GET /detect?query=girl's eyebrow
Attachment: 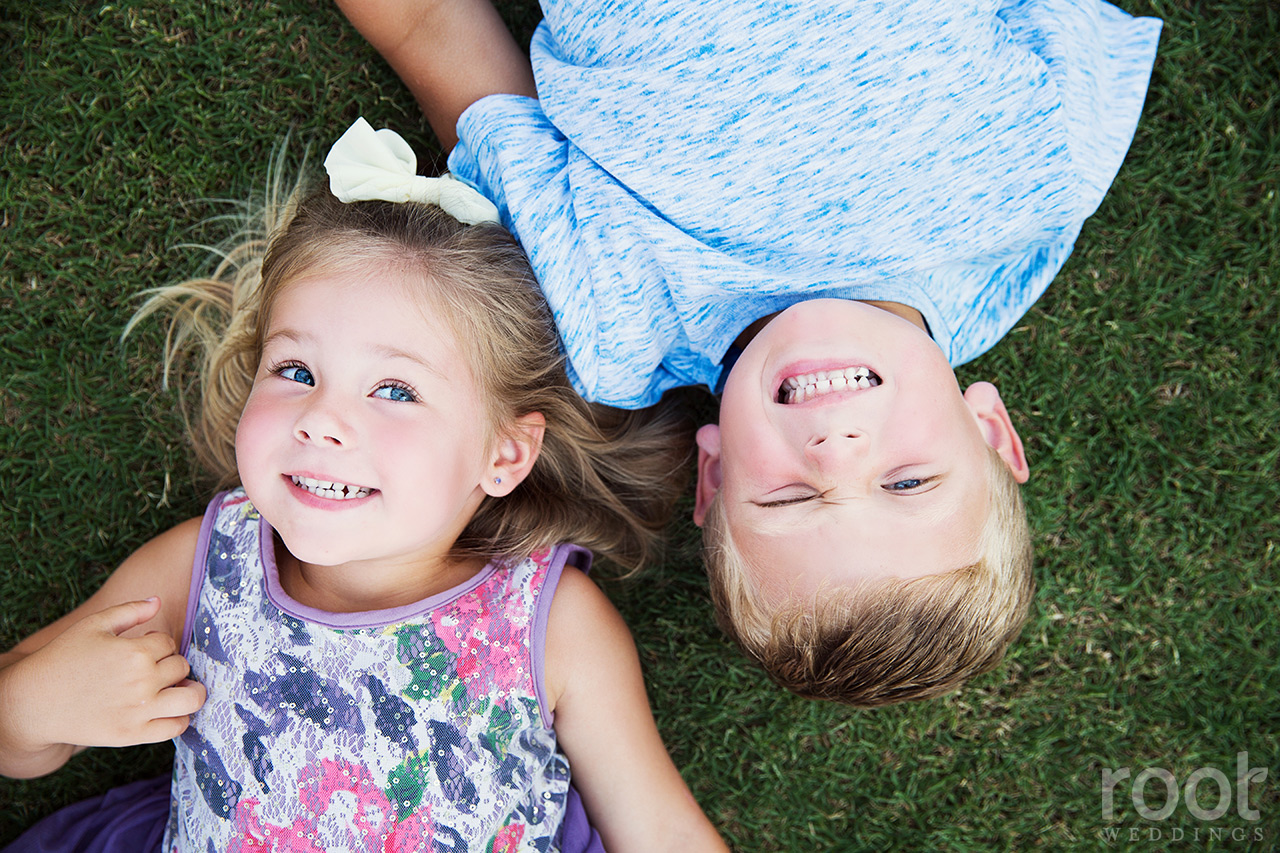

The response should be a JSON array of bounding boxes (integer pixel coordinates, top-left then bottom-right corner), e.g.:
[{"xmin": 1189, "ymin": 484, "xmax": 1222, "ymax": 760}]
[
  {"xmin": 260, "ymin": 328, "xmax": 302, "ymax": 349},
  {"xmin": 262, "ymin": 329, "xmax": 445, "ymax": 379},
  {"xmin": 372, "ymin": 344, "xmax": 446, "ymax": 379}
]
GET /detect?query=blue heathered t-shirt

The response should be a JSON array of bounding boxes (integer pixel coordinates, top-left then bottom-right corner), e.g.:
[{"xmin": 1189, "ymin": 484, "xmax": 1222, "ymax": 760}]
[{"xmin": 449, "ymin": 0, "xmax": 1162, "ymax": 408}]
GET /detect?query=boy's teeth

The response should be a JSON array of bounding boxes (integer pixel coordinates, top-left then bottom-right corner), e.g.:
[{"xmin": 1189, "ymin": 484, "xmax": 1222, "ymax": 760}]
[
  {"xmin": 291, "ymin": 475, "xmax": 371, "ymax": 500},
  {"xmin": 779, "ymin": 367, "xmax": 882, "ymax": 403}
]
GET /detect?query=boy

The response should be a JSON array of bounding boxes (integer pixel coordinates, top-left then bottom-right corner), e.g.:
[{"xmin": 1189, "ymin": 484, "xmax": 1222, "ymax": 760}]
[
  {"xmin": 692, "ymin": 298, "xmax": 1033, "ymax": 704},
  {"xmin": 334, "ymin": 0, "xmax": 1161, "ymax": 704}
]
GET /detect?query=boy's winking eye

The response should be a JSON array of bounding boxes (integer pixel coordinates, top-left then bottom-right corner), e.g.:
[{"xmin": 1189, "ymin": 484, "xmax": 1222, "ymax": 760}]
[
  {"xmin": 752, "ymin": 474, "xmax": 944, "ymax": 508},
  {"xmin": 755, "ymin": 491, "xmax": 823, "ymax": 508}
]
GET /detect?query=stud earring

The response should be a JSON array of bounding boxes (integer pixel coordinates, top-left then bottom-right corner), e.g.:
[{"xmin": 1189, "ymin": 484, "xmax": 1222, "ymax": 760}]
[{"xmin": 494, "ymin": 477, "xmax": 502, "ymax": 485}]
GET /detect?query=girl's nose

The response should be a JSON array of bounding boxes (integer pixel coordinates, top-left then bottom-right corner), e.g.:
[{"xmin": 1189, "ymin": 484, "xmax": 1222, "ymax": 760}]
[
  {"xmin": 295, "ymin": 425, "xmax": 344, "ymax": 446},
  {"xmin": 294, "ymin": 400, "xmax": 353, "ymax": 447}
]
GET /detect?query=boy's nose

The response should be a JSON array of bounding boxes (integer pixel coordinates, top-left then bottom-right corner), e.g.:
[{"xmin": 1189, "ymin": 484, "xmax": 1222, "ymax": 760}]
[
  {"xmin": 807, "ymin": 422, "xmax": 864, "ymax": 445},
  {"xmin": 805, "ymin": 429, "xmax": 864, "ymax": 465}
]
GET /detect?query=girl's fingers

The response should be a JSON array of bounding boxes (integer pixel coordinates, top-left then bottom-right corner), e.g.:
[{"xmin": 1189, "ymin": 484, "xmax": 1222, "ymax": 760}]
[
  {"xmin": 138, "ymin": 630, "xmax": 179, "ymax": 662},
  {"xmin": 141, "ymin": 714, "xmax": 196, "ymax": 744},
  {"xmin": 153, "ymin": 653, "xmax": 194, "ymax": 688},
  {"xmin": 92, "ymin": 597, "xmax": 163, "ymax": 636},
  {"xmin": 151, "ymin": 679, "xmax": 207, "ymax": 722}
]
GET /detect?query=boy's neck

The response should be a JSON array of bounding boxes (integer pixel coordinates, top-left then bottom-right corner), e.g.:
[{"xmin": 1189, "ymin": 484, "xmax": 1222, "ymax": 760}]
[
  {"xmin": 861, "ymin": 300, "xmax": 928, "ymax": 332},
  {"xmin": 732, "ymin": 300, "xmax": 928, "ymax": 349}
]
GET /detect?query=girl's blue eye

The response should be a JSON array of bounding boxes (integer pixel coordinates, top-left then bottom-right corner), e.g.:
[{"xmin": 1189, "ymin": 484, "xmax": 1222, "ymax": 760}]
[
  {"xmin": 279, "ymin": 365, "xmax": 314, "ymax": 386},
  {"xmin": 373, "ymin": 384, "xmax": 416, "ymax": 403}
]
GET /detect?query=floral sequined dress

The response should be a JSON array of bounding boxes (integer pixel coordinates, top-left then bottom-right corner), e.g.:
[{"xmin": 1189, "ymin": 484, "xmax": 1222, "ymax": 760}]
[{"xmin": 163, "ymin": 489, "xmax": 586, "ymax": 853}]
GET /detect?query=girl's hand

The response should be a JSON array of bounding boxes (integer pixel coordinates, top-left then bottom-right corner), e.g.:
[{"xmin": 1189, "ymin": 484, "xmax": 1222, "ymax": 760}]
[
  {"xmin": 2, "ymin": 598, "xmax": 206, "ymax": 757},
  {"xmin": 0, "ymin": 514, "xmax": 202, "ymax": 779}
]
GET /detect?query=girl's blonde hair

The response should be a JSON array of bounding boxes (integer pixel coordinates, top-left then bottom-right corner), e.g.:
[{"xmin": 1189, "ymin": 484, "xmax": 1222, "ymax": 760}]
[{"xmin": 129, "ymin": 168, "xmax": 691, "ymax": 573}]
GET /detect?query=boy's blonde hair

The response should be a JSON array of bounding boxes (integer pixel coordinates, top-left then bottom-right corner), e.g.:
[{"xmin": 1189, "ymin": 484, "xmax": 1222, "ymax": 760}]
[
  {"xmin": 129, "ymin": 171, "xmax": 690, "ymax": 572},
  {"xmin": 701, "ymin": 447, "xmax": 1033, "ymax": 706}
]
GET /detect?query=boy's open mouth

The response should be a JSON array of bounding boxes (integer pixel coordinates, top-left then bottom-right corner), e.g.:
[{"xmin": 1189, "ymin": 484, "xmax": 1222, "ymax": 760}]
[
  {"xmin": 290, "ymin": 475, "xmax": 373, "ymax": 500},
  {"xmin": 778, "ymin": 366, "xmax": 882, "ymax": 404}
]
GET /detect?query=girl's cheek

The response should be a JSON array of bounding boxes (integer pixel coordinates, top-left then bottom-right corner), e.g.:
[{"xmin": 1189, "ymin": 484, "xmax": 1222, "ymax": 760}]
[{"xmin": 235, "ymin": 393, "xmax": 277, "ymax": 464}]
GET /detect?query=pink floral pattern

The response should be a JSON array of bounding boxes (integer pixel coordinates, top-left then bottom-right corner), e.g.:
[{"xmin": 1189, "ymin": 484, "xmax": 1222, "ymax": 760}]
[
  {"xmin": 431, "ymin": 550, "xmax": 549, "ymax": 704},
  {"xmin": 227, "ymin": 760, "xmax": 431, "ymax": 853},
  {"xmin": 490, "ymin": 823, "xmax": 525, "ymax": 853}
]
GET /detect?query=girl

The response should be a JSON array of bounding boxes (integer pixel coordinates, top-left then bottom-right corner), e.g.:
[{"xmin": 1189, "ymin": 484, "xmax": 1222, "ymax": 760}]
[{"xmin": 0, "ymin": 122, "xmax": 727, "ymax": 852}]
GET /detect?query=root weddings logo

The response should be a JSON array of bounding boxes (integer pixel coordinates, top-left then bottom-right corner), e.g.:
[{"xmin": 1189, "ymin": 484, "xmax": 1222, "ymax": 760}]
[{"xmin": 1098, "ymin": 752, "xmax": 1267, "ymax": 845}]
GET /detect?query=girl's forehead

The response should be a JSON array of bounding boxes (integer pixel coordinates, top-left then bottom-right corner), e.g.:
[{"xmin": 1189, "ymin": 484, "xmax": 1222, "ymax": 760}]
[
  {"xmin": 264, "ymin": 271, "xmax": 498, "ymax": 415},
  {"xmin": 271, "ymin": 265, "xmax": 439, "ymax": 321},
  {"xmin": 265, "ymin": 273, "xmax": 452, "ymax": 354}
]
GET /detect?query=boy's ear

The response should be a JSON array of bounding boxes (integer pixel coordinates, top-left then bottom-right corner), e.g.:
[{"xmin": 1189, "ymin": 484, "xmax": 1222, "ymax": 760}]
[
  {"xmin": 963, "ymin": 382, "xmax": 1030, "ymax": 483},
  {"xmin": 692, "ymin": 424, "xmax": 723, "ymax": 527},
  {"xmin": 484, "ymin": 412, "xmax": 546, "ymax": 496}
]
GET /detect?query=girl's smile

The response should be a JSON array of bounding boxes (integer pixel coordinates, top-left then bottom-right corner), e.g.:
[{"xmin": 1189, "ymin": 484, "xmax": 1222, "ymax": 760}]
[{"xmin": 286, "ymin": 474, "xmax": 376, "ymax": 504}]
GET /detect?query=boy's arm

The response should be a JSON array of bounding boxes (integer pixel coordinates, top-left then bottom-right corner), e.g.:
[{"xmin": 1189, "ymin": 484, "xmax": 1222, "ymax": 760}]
[
  {"xmin": 335, "ymin": 0, "xmax": 537, "ymax": 150},
  {"xmin": 545, "ymin": 568, "xmax": 730, "ymax": 853},
  {"xmin": 0, "ymin": 517, "xmax": 205, "ymax": 779}
]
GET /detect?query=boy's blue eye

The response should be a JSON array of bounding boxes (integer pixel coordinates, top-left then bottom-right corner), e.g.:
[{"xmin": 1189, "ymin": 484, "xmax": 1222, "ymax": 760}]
[
  {"xmin": 373, "ymin": 384, "xmax": 416, "ymax": 403},
  {"xmin": 887, "ymin": 478, "xmax": 924, "ymax": 491},
  {"xmin": 279, "ymin": 365, "xmax": 314, "ymax": 386}
]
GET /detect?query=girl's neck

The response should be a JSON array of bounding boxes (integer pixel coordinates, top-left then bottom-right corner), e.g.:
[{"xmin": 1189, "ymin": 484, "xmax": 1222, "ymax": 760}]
[{"xmin": 274, "ymin": 536, "xmax": 488, "ymax": 613}]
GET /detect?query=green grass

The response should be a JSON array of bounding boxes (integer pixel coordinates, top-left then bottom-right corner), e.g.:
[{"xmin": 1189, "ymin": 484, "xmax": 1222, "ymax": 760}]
[{"xmin": 2, "ymin": 0, "xmax": 1277, "ymax": 849}]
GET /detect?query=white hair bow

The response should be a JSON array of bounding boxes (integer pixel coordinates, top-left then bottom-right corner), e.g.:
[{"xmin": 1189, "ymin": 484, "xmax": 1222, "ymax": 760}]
[{"xmin": 323, "ymin": 117, "xmax": 500, "ymax": 226}]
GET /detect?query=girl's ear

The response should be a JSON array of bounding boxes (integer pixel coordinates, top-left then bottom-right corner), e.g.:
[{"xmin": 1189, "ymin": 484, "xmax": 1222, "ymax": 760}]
[
  {"xmin": 692, "ymin": 424, "xmax": 723, "ymax": 527},
  {"xmin": 484, "ymin": 412, "xmax": 546, "ymax": 497},
  {"xmin": 963, "ymin": 381, "xmax": 1030, "ymax": 483}
]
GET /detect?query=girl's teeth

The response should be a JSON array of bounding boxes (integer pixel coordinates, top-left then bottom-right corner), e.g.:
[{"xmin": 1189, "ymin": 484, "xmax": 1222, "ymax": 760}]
[
  {"xmin": 291, "ymin": 475, "xmax": 371, "ymax": 500},
  {"xmin": 779, "ymin": 367, "xmax": 882, "ymax": 403}
]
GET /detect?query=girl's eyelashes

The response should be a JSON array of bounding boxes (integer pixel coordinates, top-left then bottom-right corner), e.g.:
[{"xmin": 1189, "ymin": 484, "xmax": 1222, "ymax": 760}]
[
  {"xmin": 273, "ymin": 362, "xmax": 315, "ymax": 386},
  {"xmin": 268, "ymin": 361, "xmax": 419, "ymax": 403},
  {"xmin": 371, "ymin": 381, "xmax": 419, "ymax": 403}
]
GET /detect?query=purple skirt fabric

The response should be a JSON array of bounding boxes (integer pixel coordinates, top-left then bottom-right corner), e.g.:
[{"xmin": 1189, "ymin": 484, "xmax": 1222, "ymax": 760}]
[
  {"xmin": 1, "ymin": 775, "xmax": 168, "ymax": 853},
  {"xmin": 3, "ymin": 776, "xmax": 604, "ymax": 852}
]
